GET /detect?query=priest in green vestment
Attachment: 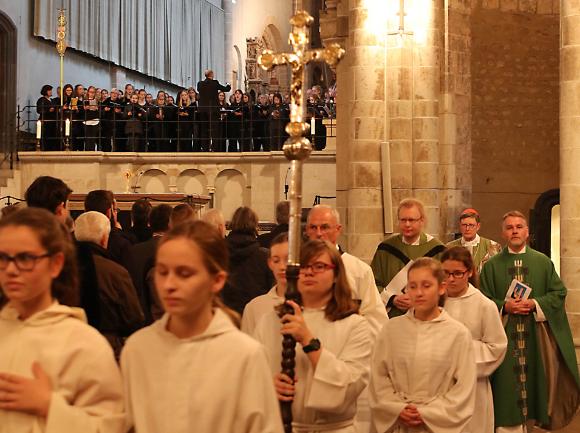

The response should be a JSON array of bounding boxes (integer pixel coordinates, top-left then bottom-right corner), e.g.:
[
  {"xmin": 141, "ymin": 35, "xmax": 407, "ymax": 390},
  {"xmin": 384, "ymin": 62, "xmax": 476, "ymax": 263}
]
[
  {"xmin": 447, "ymin": 208, "xmax": 502, "ymax": 273},
  {"xmin": 480, "ymin": 210, "xmax": 580, "ymax": 432},
  {"xmin": 371, "ymin": 198, "xmax": 445, "ymax": 318}
]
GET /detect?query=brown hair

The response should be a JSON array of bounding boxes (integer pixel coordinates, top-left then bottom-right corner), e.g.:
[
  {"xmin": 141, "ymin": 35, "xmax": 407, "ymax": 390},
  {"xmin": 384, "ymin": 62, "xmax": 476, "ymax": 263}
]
[
  {"xmin": 300, "ymin": 239, "xmax": 359, "ymax": 321},
  {"xmin": 157, "ymin": 220, "xmax": 240, "ymax": 327},
  {"xmin": 441, "ymin": 246, "xmax": 479, "ymax": 288},
  {"xmin": 270, "ymin": 232, "xmax": 289, "ymax": 252},
  {"xmin": 170, "ymin": 203, "xmax": 196, "ymax": 228},
  {"xmin": 0, "ymin": 208, "xmax": 79, "ymax": 308},
  {"xmin": 502, "ymin": 210, "xmax": 527, "ymax": 224},
  {"xmin": 408, "ymin": 257, "xmax": 446, "ymax": 307},
  {"xmin": 230, "ymin": 206, "xmax": 259, "ymax": 236}
]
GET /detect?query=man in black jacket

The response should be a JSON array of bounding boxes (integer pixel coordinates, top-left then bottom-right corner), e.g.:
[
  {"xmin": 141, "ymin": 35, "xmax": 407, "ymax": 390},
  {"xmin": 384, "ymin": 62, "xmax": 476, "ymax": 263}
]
[{"xmin": 197, "ymin": 69, "xmax": 231, "ymax": 151}]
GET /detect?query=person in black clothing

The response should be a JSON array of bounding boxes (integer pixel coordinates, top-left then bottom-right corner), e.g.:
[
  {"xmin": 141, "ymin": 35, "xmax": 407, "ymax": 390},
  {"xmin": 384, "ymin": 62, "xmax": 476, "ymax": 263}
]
[
  {"xmin": 52, "ymin": 84, "xmax": 74, "ymax": 146},
  {"xmin": 222, "ymin": 206, "xmax": 274, "ymax": 314},
  {"xmin": 176, "ymin": 90, "xmax": 195, "ymax": 152},
  {"xmin": 268, "ymin": 93, "xmax": 289, "ymax": 151},
  {"xmin": 253, "ymin": 94, "xmax": 270, "ymax": 151},
  {"xmin": 257, "ymin": 200, "xmax": 290, "ymax": 248},
  {"xmin": 83, "ymin": 86, "xmax": 101, "ymax": 151},
  {"xmin": 242, "ymin": 93, "xmax": 254, "ymax": 152},
  {"xmin": 71, "ymin": 84, "xmax": 85, "ymax": 151},
  {"xmin": 125, "ymin": 198, "xmax": 153, "ymax": 244},
  {"xmin": 307, "ymin": 94, "xmax": 328, "ymax": 150},
  {"xmin": 215, "ymin": 90, "xmax": 230, "ymax": 152},
  {"xmin": 149, "ymin": 91, "xmax": 169, "ymax": 152},
  {"xmin": 36, "ymin": 85, "xmax": 58, "ymax": 150},
  {"xmin": 101, "ymin": 88, "xmax": 125, "ymax": 152},
  {"xmin": 164, "ymin": 95, "xmax": 178, "ymax": 152},
  {"xmin": 84, "ymin": 189, "xmax": 133, "ymax": 269},
  {"xmin": 197, "ymin": 69, "xmax": 231, "ymax": 152},
  {"xmin": 228, "ymin": 89, "xmax": 246, "ymax": 152},
  {"xmin": 124, "ymin": 93, "xmax": 146, "ymax": 152}
]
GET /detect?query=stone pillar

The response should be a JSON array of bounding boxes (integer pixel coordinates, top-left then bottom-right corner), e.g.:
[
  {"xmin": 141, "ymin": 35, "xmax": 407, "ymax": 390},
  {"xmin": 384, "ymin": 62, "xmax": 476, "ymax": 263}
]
[
  {"xmin": 560, "ymin": 1, "xmax": 580, "ymax": 353},
  {"xmin": 336, "ymin": 0, "xmax": 384, "ymax": 262}
]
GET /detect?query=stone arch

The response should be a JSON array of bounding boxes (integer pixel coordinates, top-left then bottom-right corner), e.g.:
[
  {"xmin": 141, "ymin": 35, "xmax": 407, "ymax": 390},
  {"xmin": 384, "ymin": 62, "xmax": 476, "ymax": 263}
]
[
  {"xmin": 233, "ymin": 45, "xmax": 243, "ymax": 90},
  {"xmin": 0, "ymin": 11, "xmax": 17, "ymax": 156},
  {"xmin": 260, "ymin": 23, "xmax": 289, "ymax": 94},
  {"xmin": 140, "ymin": 169, "xmax": 169, "ymax": 193},
  {"xmin": 214, "ymin": 168, "xmax": 245, "ymax": 221},
  {"xmin": 176, "ymin": 169, "xmax": 208, "ymax": 195}
]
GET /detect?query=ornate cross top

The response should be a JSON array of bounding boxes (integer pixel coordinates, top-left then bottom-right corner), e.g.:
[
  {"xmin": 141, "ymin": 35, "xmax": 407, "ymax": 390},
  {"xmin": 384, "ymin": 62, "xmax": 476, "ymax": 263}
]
[{"xmin": 258, "ymin": 11, "xmax": 344, "ymax": 159}]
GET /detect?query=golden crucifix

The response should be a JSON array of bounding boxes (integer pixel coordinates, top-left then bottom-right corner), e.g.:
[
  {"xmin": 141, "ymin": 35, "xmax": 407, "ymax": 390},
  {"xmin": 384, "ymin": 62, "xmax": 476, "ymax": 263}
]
[{"xmin": 257, "ymin": 10, "xmax": 344, "ymax": 433}]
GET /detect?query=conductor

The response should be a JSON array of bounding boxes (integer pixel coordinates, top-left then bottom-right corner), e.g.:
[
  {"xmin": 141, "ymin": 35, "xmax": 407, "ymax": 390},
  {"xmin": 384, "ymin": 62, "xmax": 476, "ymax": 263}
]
[{"xmin": 197, "ymin": 70, "xmax": 231, "ymax": 151}]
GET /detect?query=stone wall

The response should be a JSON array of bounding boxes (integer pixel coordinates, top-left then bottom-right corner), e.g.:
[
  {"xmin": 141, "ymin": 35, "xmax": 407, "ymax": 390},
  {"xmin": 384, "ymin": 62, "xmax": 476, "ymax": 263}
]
[{"xmin": 471, "ymin": 1, "xmax": 560, "ymax": 241}]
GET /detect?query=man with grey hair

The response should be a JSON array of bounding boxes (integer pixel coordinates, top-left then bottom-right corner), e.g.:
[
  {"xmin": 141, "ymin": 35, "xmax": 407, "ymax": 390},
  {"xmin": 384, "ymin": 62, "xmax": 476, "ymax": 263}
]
[
  {"xmin": 305, "ymin": 204, "xmax": 387, "ymax": 337},
  {"xmin": 202, "ymin": 208, "xmax": 226, "ymax": 238},
  {"xmin": 75, "ymin": 211, "xmax": 144, "ymax": 358}
]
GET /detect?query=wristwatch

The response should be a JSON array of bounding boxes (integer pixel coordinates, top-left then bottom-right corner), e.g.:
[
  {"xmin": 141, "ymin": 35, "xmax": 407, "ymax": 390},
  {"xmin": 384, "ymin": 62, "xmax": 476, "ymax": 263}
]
[{"xmin": 302, "ymin": 338, "xmax": 321, "ymax": 353}]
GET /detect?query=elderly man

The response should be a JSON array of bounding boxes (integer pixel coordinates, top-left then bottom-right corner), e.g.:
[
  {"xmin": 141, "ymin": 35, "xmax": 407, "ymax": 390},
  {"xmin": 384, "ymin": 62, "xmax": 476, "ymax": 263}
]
[
  {"xmin": 75, "ymin": 211, "xmax": 144, "ymax": 358},
  {"xmin": 305, "ymin": 205, "xmax": 387, "ymax": 337},
  {"xmin": 447, "ymin": 208, "xmax": 501, "ymax": 273},
  {"xmin": 480, "ymin": 210, "xmax": 580, "ymax": 432},
  {"xmin": 370, "ymin": 198, "xmax": 445, "ymax": 317}
]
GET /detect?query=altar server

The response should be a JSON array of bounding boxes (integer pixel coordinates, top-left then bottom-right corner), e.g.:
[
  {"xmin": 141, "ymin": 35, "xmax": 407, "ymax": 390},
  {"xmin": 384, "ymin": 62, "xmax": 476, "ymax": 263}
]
[
  {"xmin": 254, "ymin": 239, "xmax": 372, "ymax": 433},
  {"xmin": 0, "ymin": 208, "xmax": 125, "ymax": 433},
  {"xmin": 370, "ymin": 257, "xmax": 476, "ymax": 433},
  {"xmin": 121, "ymin": 220, "xmax": 283, "ymax": 433},
  {"xmin": 441, "ymin": 246, "xmax": 507, "ymax": 433}
]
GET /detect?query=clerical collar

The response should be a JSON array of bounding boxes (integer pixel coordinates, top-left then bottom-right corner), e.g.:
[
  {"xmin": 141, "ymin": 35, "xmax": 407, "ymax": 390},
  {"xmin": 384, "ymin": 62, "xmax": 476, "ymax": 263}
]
[
  {"xmin": 401, "ymin": 232, "xmax": 433, "ymax": 245},
  {"xmin": 508, "ymin": 245, "xmax": 526, "ymax": 254},
  {"xmin": 461, "ymin": 234, "xmax": 480, "ymax": 247},
  {"xmin": 336, "ymin": 244, "xmax": 345, "ymax": 255}
]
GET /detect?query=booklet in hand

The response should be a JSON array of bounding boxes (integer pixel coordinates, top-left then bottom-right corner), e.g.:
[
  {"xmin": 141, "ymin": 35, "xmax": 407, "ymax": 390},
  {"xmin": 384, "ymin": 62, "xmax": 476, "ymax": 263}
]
[{"xmin": 505, "ymin": 279, "xmax": 532, "ymax": 301}]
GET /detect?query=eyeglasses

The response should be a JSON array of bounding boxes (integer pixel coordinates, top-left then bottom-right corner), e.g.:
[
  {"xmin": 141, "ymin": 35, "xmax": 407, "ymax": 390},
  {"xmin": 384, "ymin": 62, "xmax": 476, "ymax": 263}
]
[
  {"xmin": 398, "ymin": 218, "xmax": 422, "ymax": 225},
  {"xmin": 461, "ymin": 223, "xmax": 477, "ymax": 229},
  {"xmin": 0, "ymin": 252, "xmax": 52, "ymax": 271},
  {"xmin": 444, "ymin": 270, "xmax": 468, "ymax": 279},
  {"xmin": 306, "ymin": 224, "xmax": 335, "ymax": 233},
  {"xmin": 299, "ymin": 262, "xmax": 336, "ymax": 274}
]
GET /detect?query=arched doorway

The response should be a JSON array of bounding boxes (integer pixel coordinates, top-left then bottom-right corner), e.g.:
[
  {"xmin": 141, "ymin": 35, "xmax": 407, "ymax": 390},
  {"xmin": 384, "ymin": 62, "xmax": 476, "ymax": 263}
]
[
  {"xmin": 0, "ymin": 11, "xmax": 17, "ymax": 158},
  {"xmin": 529, "ymin": 188, "xmax": 559, "ymax": 260}
]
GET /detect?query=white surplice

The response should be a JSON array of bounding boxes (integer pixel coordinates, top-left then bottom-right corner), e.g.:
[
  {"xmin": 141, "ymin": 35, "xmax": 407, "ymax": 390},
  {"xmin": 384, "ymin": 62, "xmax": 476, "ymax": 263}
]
[
  {"xmin": 241, "ymin": 285, "xmax": 284, "ymax": 335},
  {"xmin": 254, "ymin": 308, "xmax": 372, "ymax": 433},
  {"xmin": 444, "ymin": 284, "xmax": 508, "ymax": 433},
  {"xmin": 121, "ymin": 308, "xmax": 284, "ymax": 433},
  {"xmin": 0, "ymin": 302, "xmax": 125, "ymax": 433},
  {"xmin": 341, "ymin": 252, "xmax": 388, "ymax": 339},
  {"xmin": 370, "ymin": 309, "xmax": 476, "ymax": 433}
]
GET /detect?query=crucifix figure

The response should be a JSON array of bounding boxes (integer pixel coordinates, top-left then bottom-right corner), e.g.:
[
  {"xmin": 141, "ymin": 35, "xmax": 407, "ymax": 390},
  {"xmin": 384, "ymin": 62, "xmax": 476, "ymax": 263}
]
[{"xmin": 258, "ymin": 10, "xmax": 344, "ymax": 433}]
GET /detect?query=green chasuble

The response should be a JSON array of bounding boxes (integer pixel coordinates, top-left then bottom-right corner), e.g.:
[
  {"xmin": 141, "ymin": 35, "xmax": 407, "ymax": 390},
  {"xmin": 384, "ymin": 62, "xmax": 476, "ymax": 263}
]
[
  {"xmin": 446, "ymin": 236, "xmax": 502, "ymax": 273},
  {"xmin": 480, "ymin": 247, "xmax": 580, "ymax": 429},
  {"xmin": 371, "ymin": 233, "xmax": 445, "ymax": 318}
]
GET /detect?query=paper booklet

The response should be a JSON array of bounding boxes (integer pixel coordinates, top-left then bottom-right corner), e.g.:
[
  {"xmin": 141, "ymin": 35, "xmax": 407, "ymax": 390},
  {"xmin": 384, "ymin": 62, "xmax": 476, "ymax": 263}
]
[
  {"xmin": 380, "ymin": 260, "xmax": 414, "ymax": 305},
  {"xmin": 505, "ymin": 279, "xmax": 533, "ymax": 301}
]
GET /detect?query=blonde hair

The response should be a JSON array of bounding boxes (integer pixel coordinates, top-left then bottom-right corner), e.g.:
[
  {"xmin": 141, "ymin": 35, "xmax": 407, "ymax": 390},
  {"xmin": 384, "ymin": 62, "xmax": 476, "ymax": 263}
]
[
  {"xmin": 397, "ymin": 198, "xmax": 426, "ymax": 220},
  {"xmin": 408, "ymin": 257, "xmax": 446, "ymax": 307}
]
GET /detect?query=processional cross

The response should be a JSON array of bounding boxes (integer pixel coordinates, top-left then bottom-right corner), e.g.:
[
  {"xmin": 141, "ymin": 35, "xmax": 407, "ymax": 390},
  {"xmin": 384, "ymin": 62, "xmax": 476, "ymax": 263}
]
[{"xmin": 258, "ymin": 11, "xmax": 344, "ymax": 433}]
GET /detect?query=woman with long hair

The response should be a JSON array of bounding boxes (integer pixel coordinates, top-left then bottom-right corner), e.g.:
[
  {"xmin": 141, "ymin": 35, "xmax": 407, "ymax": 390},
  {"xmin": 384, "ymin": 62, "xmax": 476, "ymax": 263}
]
[
  {"xmin": 176, "ymin": 90, "xmax": 194, "ymax": 152},
  {"xmin": 36, "ymin": 84, "xmax": 57, "ymax": 150},
  {"xmin": 441, "ymin": 246, "xmax": 507, "ymax": 433},
  {"xmin": 254, "ymin": 239, "xmax": 372, "ymax": 432},
  {"xmin": 121, "ymin": 220, "xmax": 283, "ymax": 433},
  {"xmin": 0, "ymin": 208, "xmax": 124, "ymax": 432},
  {"xmin": 268, "ymin": 92, "xmax": 289, "ymax": 151},
  {"xmin": 370, "ymin": 257, "xmax": 476, "ymax": 433}
]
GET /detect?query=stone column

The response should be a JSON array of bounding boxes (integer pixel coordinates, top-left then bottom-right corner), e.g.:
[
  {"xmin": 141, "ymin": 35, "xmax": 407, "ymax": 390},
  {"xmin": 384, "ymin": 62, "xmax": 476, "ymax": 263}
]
[
  {"xmin": 336, "ymin": 0, "xmax": 384, "ymax": 262},
  {"xmin": 560, "ymin": 1, "xmax": 580, "ymax": 353}
]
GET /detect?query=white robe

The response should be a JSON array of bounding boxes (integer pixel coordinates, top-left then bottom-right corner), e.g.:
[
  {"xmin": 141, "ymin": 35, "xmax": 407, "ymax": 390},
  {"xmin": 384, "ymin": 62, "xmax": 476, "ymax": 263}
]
[
  {"xmin": 0, "ymin": 302, "xmax": 125, "ymax": 433},
  {"xmin": 444, "ymin": 285, "xmax": 507, "ymax": 433},
  {"xmin": 254, "ymin": 308, "xmax": 372, "ymax": 433},
  {"xmin": 241, "ymin": 285, "xmax": 283, "ymax": 335},
  {"xmin": 370, "ymin": 309, "xmax": 476, "ymax": 433},
  {"xmin": 341, "ymin": 252, "xmax": 388, "ymax": 339},
  {"xmin": 121, "ymin": 308, "xmax": 284, "ymax": 433}
]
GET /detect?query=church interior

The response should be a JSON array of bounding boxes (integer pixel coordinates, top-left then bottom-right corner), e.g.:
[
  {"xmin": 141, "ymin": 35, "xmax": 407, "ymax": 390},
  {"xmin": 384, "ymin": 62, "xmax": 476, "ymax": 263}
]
[{"xmin": 0, "ymin": 0, "xmax": 579, "ymax": 431}]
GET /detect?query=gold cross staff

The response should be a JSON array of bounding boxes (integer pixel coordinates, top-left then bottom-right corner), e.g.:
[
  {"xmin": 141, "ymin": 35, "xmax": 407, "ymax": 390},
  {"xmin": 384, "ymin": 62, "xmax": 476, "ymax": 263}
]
[{"xmin": 257, "ymin": 11, "xmax": 344, "ymax": 433}]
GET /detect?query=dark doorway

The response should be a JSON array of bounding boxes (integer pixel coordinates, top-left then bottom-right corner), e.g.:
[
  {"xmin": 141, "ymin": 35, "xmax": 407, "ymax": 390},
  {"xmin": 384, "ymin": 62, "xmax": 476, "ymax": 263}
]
[
  {"xmin": 529, "ymin": 188, "xmax": 559, "ymax": 257},
  {"xmin": 0, "ymin": 11, "xmax": 17, "ymax": 157}
]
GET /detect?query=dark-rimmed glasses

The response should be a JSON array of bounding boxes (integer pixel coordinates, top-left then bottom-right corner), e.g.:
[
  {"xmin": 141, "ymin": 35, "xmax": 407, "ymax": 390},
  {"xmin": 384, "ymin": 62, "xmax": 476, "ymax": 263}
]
[
  {"xmin": 444, "ymin": 270, "xmax": 468, "ymax": 279},
  {"xmin": 299, "ymin": 262, "xmax": 336, "ymax": 274},
  {"xmin": 0, "ymin": 252, "xmax": 52, "ymax": 271}
]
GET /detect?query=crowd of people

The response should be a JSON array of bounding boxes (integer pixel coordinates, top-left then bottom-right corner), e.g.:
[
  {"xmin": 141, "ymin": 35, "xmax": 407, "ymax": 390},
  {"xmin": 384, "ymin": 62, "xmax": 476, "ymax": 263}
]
[
  {"xmin": 0, "ymin": 175, "xmax": 578, "ymax": 433},
  {"xmin": 34, "ymin": 79, "xmax": 335, "ymax": 153}
]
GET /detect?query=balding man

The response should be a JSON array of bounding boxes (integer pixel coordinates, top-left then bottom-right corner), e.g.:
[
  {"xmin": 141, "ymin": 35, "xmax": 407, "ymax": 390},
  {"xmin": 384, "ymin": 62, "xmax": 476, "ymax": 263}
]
[
  {"xmin": 197, "ymin": 69, "xmax": 231, "ymax": 151},
  {"xmin": 305, "ymin": 205, "xmax": 387, "ymax": 337}
]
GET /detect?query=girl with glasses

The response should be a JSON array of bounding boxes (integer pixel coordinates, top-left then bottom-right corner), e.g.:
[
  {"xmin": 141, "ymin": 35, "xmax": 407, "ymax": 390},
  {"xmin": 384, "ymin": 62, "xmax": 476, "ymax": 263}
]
[
  {"xmin": 370, "ymin": 257, "xmax": 477, "ymax": 433},
  {"xmin": 441, "ymin": 246, "xmax": 507, "ymax": 433},
  {"xmin": 0, "ymin": 208, "xmax": 124, "ymax": 433},
  {"xmin": 121, "ymin": 221, "xmax": 283, "ymax": 433},
  {"xmin": 254, "ymin": 239, "xmax": 372, "ymax": 433}
]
